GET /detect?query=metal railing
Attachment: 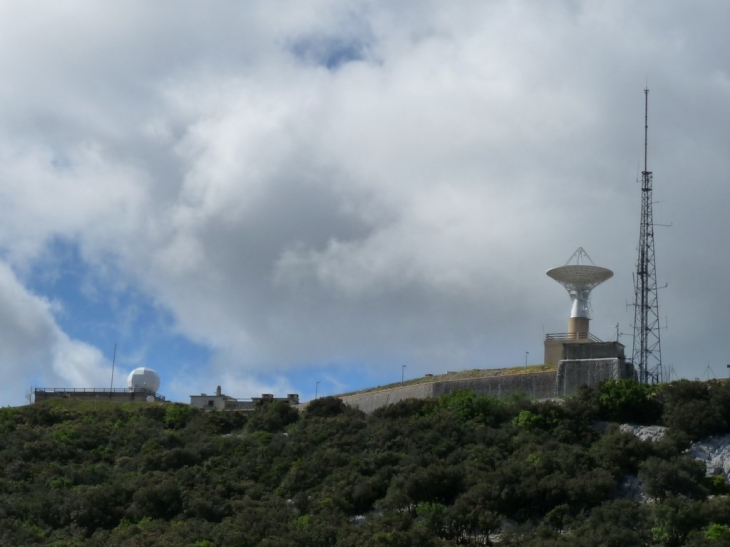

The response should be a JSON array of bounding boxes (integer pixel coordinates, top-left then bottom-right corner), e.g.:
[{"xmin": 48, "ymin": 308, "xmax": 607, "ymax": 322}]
[{"xmin": 544, "ymin": 332, "xmax": 603, "ymax": 343}]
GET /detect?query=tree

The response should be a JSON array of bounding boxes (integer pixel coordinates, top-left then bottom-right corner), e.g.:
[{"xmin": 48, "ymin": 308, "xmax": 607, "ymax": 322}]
[
  {"xmin": 639, "ymin": 456, "xmax": 708, "ymax": 501},
  {"xmin": 658, "ymin": 381, "xmax": 726, "ymax": 439},
  {"xmin": 132, "ymin": 478, "xmax": 183, "ymax": 520},
  {"xmin": 305, "ymin": 397, "xmax": 348, "ymax": 419},
  {"xmin": 247, "ymin": 401, "xmax": 300, "ymax": 433},
  {"xmin": 598, "ymin": 379, "xmax": 660, "ymax": 424}
]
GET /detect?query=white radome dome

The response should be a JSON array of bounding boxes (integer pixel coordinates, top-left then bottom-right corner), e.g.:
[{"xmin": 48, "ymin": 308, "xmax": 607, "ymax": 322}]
[{"xmin": 127, "ymin": 367, "xmax": 161, "ymax": 393}]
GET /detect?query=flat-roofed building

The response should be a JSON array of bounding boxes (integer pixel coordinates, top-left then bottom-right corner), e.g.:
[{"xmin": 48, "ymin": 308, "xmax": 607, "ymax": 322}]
[
  {"xmin": 33, "ymin": 387, "xmax": 167, "ymax": 403},
  {"xmin": 189, "ymin": 386, "xmax": 299, "ymax": 411}
]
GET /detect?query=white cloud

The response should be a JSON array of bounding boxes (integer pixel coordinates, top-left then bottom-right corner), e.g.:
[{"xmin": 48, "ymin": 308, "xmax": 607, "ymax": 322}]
[
  {"xmin": 0, "ymin": 0, "xmax": 729, "ymax": 403},
  {"xmin": 0, "ymin": 262, "xmax": 110, "ymax": 405},
  {"xmin": 0, "ymin": 140, "xmax": 149, "ymax": 267}
]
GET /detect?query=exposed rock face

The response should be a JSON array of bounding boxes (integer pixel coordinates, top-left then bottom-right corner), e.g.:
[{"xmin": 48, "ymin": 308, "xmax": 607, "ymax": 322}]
[
  {"xmin": 688, "ymin": 435, "xmax": 730, "ymax": 479},
  {"xmin": 618, "ymin": 424, "xmax": 730, "ymax": 480},
  {"xmin": 619, "ymin": 424, "xmax": 667, "ymax": 443}
]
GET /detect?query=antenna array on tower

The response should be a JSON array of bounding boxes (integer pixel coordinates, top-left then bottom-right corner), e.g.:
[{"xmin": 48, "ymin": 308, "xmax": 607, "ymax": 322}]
[{"xmin": 632, "ymin": 89, "xmax": 664, "ymax": 384}]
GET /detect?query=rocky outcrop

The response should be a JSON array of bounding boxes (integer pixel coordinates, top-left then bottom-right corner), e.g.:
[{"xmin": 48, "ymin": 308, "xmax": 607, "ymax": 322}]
[
  {"xmin": 619, "ymin": 424, "xmax": 667, "ymax": 443},
  {"xmin": 688, "ymin": 435, "xmax": 730, "ymax": 479},
  {"xmin": 619, "ymin": 424, "xmax": 730, "ymax": 480}
]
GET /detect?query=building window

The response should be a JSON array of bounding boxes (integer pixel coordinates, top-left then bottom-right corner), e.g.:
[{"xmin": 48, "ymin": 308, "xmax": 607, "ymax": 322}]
[{"xmin": 208, "ymin": 400, "xmax": 214, "ymax": 407}]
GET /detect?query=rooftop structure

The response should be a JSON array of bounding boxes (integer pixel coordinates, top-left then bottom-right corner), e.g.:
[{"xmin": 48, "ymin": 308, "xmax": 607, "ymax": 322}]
[
  {"xmin": 33, "ymin": 387, "xmax": 166, "ymax": 403},
  {"xmin": 33, "ymin": 367, "xmax": 166, "ymax": 404},
  {"xmin": 127, "ymin": 367, "xmax": 161, "ymax": 393},
  {"xmin": 190, "ymin": 386, "xmax": 300, "ymax": 411}
]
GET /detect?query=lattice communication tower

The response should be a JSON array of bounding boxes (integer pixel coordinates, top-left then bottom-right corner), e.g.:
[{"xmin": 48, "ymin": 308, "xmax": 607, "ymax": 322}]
[{"xmin": 632, "ymin": 89, "xmax": 664, "ymax": 384}]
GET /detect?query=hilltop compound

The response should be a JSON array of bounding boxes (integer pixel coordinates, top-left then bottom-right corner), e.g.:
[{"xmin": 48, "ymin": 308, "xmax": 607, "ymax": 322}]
[
  {"xmin": 334, "ymin": 248, "xmax": 634, "ymax": 413},
  {"xmin": 34, "ymin": 367, "xmax": 167, "ymax": 403},
  {"xmin": 337, "ymin": 357, "xmax": 632, "ymax": 413},
  {"xmin": 32, "ymin": 250, "xmax": 633, "ymax": 412},
  {"xmin": 190, "ymin": 387, "xmax": 300, "ymax": 411}
]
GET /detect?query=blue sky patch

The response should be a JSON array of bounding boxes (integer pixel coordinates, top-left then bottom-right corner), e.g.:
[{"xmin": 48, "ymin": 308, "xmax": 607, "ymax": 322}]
[
  {"xmin": 24, "ymin": 238, "xmax": 212, "ymax": 396},
  {"xmin": 290, "ymin": 36, "xmax": 369, "ymax": 69}
]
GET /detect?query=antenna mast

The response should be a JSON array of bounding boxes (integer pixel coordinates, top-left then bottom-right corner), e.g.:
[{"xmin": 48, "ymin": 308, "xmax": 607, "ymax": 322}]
[
  {"xmin": 632, "ymin": 89, "xmax": 664, "ymax": 384},
  {"xmin": 110, "ymin": 343, "xmax": 117, "ymax": 391}
]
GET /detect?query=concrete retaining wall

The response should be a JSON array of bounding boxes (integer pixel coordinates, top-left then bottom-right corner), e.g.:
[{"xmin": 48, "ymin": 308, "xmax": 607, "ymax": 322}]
[
  {"xmin": 341, "ymin": 383, "xmax": 436, "ymax": 413},
  {"xmin": 554, "ymin": 358, "xmax": 635, "ymax": 397},
  {"xmin": 431, "ymin": 372, "xmax": 558, "ymax": 400},
  {"xmin": 341, "ymin": 371, "xmax": 558, "ymax": 413},
  {"xmin": 340, "ymin": 360, "xmax": 636, "ymax": 414}
]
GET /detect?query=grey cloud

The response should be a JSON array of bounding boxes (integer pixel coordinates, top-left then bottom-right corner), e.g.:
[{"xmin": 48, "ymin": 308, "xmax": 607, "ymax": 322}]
[{"xmin": 0, "ymin": 0, "xmax": 728, "ymax": 398}]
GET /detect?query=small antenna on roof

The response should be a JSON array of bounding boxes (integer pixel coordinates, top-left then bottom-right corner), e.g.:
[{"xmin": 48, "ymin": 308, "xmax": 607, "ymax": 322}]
[
  {"xmin": 110, "ymin": 343, "xmax": 117, "ymax": 391},
  {"xmin": 565, "ymin": 247, "xmax": 595, "ymax": 266}
]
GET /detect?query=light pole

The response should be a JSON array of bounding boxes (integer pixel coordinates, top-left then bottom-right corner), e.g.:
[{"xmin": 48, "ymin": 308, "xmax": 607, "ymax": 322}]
[
  {"xmin": 315, "ymin": 381, "xmax": 320, "ymax": 400},
  {"xmin": 525, "ymin": 351, "xmax": 529, "ymax": 369},
  {"xmin": 401, "ymin": 365, "xmax": 407, "ymax": 385}
]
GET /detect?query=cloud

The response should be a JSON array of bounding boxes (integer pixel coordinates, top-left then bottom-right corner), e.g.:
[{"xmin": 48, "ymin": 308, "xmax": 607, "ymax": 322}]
[
  {"xmin": 0, "ymin": 0, "xmax": 729, "ymax": 404},
  {"xmin": 0, "ymin": 262, "xmax": 110, "ymax": 405},
  {"xmin": 0, "ymin": 140, "xmax": 149, "ymax": 265}
]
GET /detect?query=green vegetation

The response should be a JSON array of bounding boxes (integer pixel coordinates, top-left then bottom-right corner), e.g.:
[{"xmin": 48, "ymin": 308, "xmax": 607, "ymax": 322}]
[{"xmin": 2, "ymin": 380, "xmax": 730, "ymax": 545}]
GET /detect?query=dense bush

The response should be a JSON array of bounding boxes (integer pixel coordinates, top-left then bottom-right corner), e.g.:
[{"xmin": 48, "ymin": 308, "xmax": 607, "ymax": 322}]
[
  {"xmin": 657, "ymin": 380, "xmax": 730, "ymax": 440},
  {"xmin": 598, "ymin": 379, "xmax": 662, "ymax": 424},
  {"xmin": 305, "ymin": 396, "xmax": 349, "ymax": 418},
  {"xmin": 1, "ymin": 379, "xmax": 729, "ymax": 545}
]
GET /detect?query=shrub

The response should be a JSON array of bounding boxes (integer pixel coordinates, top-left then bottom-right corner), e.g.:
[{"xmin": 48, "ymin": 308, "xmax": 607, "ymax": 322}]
[
  {"xmin": 598, "ymin": 379, "xmax": 661, "ymax": 424},
  {"xmin": 639, "ymin": 456, "xmax": 708, "ymax": 500},
  {"xmin": 247, "ymin": 401, "xmax": 300, "ymax": 433},
  {"xmin": 305, "ymin": 397, "xmax": 347, "ymax": 419}
]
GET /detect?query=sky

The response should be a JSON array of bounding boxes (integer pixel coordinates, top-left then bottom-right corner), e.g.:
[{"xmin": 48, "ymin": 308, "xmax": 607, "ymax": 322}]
[{"xmin": 1, "ymin": 0, "xmax": 729, "ymax": 406}]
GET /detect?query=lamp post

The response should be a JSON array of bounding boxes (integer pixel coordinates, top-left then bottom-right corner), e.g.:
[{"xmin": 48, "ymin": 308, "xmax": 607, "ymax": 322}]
[
  {"xmin": 315, "ymin": 381, "xmax": 320, "ymax": 400},
  {"xmin": 401, "ymin": 365, "xmax": 407, "ymax": 385},
  {"xmin": 525, "ymin": 351, "xmax": 529, "ymax": 369}
]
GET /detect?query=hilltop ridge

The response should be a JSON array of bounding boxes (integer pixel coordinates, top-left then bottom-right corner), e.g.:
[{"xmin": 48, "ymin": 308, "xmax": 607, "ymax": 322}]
[{"xmin": 3, "ymin": 378, "xmax": 730, "ymax": 545}]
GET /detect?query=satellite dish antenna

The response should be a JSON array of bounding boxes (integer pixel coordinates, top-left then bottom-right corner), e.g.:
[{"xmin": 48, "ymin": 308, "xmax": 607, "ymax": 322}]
[{"xmin": 547, "ymin": 247, "xmax": 613, "ymax": 340}]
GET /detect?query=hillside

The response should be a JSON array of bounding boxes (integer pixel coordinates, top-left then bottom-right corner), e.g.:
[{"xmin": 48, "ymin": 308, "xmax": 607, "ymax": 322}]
[{"xmin": 2, "ymin": 380, "xmax": 730, "ymax": 546}]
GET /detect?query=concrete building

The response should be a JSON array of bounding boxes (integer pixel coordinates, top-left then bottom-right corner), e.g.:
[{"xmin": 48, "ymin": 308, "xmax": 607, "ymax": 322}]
[
  {"xmin": 33, "ymin": 387, "xmax": 167, "ymax": 403},
  {"xmin": 33, "ymin": 368, "xmax": 168, "ymax": 405},
  {"xmin": 542, "ymin": 247, "xmax": 634, "ymax": 393},
  {"xmin": 543, "ymin": 334, "xmax": 626, "ymax": 367},
  {"xmin": 189, "ymin": 386, "xmax": 300, "ymax": 411}
]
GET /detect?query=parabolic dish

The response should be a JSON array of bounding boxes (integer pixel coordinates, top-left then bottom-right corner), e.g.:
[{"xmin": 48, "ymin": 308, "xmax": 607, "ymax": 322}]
[{"xmin": 546, "ymin": 265, "xmax": 613, "ymax": 290}]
